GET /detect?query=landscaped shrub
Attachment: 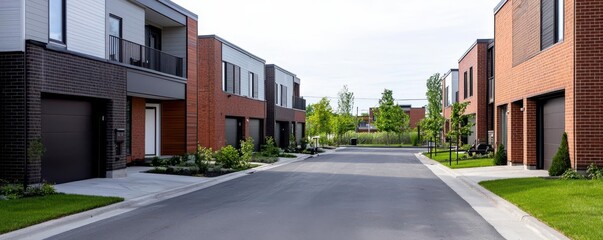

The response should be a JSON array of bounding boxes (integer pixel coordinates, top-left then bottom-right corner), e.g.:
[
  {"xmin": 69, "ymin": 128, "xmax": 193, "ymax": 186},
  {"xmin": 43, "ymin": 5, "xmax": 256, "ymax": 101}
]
[
  {"xmin": 261, "ymin": 137, "xmax": 280, "ymax": 157},
  {"xmin": 215, "ymin": 145, "xmax": 242, "ymax": 169},
  {"xmin": 493, "ymin": 144, "xmax": 507, "ymax": 165},
  {"xmin": 549, "ymin": 133, "xmax": 571, "ymax": 176},
  {"xmin": 587, "ymin": 163, "xmax": 603, "ymax": 180},
  {"xmin": 410, "ymin": 132, "xmax": 419, "ymax": 146},
  {"xmin": 239, "ymin": 138, "xmax": 254, "ymax": 163},
  {"xmin": 560, "ymin": 169, "xmax": 585, "ymax": 180},
  {"xmin": 168, "ymin": 155, "xmax": 183, "ymax": 166},
  {"xmin": 195, "ymin": 145, "xmax": 213, "ymax": 172},
  {"xmin": 151, "ymin": 156, "xmax": 166, "ymax": 167},
  {"xmin": 0, "ymin": 182, "xmax": 56, "ymax": 200}
]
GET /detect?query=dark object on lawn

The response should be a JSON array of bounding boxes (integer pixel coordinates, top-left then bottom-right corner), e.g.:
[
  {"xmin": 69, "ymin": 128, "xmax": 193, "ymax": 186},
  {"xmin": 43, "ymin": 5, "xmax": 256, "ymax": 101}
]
[
  {"xmin": 350, "ymin": 138, "xmax": 357, "ymax": 146},
  {"xmin": 468, "ymin": 144, "xmax": 493, "ymax": 156}
]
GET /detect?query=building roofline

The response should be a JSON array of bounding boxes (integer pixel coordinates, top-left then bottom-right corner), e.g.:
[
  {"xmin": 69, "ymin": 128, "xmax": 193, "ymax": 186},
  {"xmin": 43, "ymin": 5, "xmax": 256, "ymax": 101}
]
[
  {"xmin": 494, "ymin": 0, "xmax": 508, "ymax": 15},
  {"xmin": 158, "ymin": 0, "xmax": 198, "ymax": 20},
  {"xmin": 441, "ymin": 69, "xmax": 459, "ymax": 80},
  {"xmin": 458, "ymin": 39, "xmax": 494, "ymax": 63},
  {"xmin": 198, "ymin": 35, "xmax": 266, "ymax": 63},
  {"xmin": 266, "ymin": 64, "xmax": 297, "ymax": 78}
]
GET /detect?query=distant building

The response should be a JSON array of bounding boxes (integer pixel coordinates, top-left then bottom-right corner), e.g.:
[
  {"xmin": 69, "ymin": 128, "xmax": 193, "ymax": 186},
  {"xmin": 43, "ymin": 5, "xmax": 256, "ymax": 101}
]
[{"xmin": 357, "ymin": 105, "xmax": 425, "ymax": 132}]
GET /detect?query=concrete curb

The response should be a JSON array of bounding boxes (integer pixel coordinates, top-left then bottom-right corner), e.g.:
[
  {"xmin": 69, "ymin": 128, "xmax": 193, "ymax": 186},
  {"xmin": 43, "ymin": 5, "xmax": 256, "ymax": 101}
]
[
  {"xmin": 415, "ymin": 153, "xmax": 569, "ymax": 240},
  {"xmin": 0, "ymin": 153, "xmax": 318, "ymax": 240}
]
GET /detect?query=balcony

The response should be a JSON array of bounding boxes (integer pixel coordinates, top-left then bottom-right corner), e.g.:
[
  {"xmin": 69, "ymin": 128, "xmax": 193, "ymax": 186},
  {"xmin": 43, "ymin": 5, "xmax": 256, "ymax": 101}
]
[
  {"xmin": 108, "ymin": 35, "xmax": 184, "ymax": 77},
  {"xmin": 293, "ymin": 96, "xmax": 306, "ymax": 111}
]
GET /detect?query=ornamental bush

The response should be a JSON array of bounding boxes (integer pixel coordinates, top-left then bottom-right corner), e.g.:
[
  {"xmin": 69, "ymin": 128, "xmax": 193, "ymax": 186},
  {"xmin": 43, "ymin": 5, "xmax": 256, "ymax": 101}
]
[
  {"xmin": 549, "ymin": 133, "xmax": 571, "ymax": 176},
  {"xmin": 215, "ymin": 145, "xmax": 241, "ymax": 169},
  {"xmin": 493, "ymin": 144, "xmax": 507, "ymax": 166}
]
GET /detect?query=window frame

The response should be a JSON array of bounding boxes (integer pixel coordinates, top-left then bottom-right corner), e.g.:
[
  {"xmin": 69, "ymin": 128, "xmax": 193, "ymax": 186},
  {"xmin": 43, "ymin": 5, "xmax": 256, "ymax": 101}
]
[
  {"xmin": 469, "ymin": 67, "xmax": 473, "ymax": 97},
  {"xmin": 109, "ymin": 14, "xmax": 123, "ymax": 38},
  {"xmin": 48, "ymin": 0, "xmax": 66, "ymax": 44},
  {"xmin": 463, "ymin": 71, "xmax": 468, "ymax": 99}
]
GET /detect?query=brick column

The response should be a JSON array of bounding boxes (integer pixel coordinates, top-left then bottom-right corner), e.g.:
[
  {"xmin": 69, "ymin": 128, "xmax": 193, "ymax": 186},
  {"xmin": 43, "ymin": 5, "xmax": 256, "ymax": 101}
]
[
  {"xmin": 508, "ymin": 102, "xmax": 523, "ymax": 164},
  {"xmin": 524, "ymin": 99, "xmax": 537, "ymax": 168}
]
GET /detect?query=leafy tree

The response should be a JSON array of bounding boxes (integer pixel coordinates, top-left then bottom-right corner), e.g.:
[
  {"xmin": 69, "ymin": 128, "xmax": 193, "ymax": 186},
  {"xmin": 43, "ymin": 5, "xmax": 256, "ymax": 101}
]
[
  {"xmin": 306, "ymin": 97, "xmax": 333, "ymax": 137},
  {"xmin": 549, "ymin": 133, "xmax": 571, "ymax": 176},
  {"xmin": 447, "ymin": 102, "xmax": 473, "ymax": 163},
  {"xmin": 333, "ymin": 85, "xmax": 356, "ymax": 144},
  {"xmin": 423, "ymin": 73, "xmax": 444, "ymax": 145},
  {"xmin": 374, "ymin": 89, "xmax": 409, "ymax": 143}
]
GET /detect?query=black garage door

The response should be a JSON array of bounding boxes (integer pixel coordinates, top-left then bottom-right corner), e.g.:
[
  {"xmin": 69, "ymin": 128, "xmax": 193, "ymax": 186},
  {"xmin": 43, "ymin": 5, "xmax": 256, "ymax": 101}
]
[
  {"xmin": 41, "ymin": 98, "xmax": 99, "ymax": 184},
  {"xmin": 541, "ymin": 97, "xmax": 565, "ymax": 170},
  {"xmin": 248, "ymin": 119, "xmax": 262, "ymax": 151}
]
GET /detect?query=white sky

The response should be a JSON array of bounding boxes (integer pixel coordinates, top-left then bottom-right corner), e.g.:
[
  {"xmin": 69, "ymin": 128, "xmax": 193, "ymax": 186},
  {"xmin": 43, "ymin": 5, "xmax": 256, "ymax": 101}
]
[{"xmin": 172, "ymin": 0, "xmax": 501, "ymax": 113}]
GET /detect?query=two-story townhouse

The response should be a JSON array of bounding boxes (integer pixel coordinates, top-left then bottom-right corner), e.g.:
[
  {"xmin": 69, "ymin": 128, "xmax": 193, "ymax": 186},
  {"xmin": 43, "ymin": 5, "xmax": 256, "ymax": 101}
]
[
  {"xmin": 0, "ymin": 0, "xmax": 197, "ymax": 184},
  {"xmin": 441, "ymin": 69, "xmax": 459, "ymax": 138},
  {"xmin": 265, "ymin": 65, "xmax": 306, "ymax": 148},
  {"xmin": 197, "ymin": 35, "xmax": 267, "ymax": 151},
  {"xmin": 457, "ymin": 39, "xmax": 494, "ymax": 145},
  {"xmin": 494, "ymin": 0, "xmax": 603, "ymax": 171}
]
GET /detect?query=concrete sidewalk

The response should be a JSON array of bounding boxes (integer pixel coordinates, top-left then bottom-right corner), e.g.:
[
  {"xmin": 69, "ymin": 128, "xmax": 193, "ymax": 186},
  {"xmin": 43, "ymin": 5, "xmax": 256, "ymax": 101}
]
[
  {"xmin": 1, "ymin": 152, "xmax": 321, "ymax": 240},
  {"xmin": 416, "ymin": 153, "xmax": 568, "ymax": 240}
]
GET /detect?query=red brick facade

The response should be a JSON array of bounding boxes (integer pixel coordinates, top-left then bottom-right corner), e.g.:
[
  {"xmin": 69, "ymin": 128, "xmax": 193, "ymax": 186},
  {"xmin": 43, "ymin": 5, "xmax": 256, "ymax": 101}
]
[
  {"xmin": 458, "ymin": 40, "xmax": 490, "ymax": 144},
  {"xmin": 197, "ymin": 37, "xmax": 267, "ymax": 151},
  {"xmin": 495, "ymin": 0, "xmax": 576, "ymax": 169}
]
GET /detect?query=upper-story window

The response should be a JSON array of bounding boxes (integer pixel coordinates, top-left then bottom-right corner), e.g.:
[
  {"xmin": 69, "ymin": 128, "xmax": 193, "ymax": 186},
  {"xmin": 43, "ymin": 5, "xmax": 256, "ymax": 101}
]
[
  {"xmin": 541, "ymin": 0, "xmax": 564, "ymax": 50},
  {"xmin": 275, "ymin": 83, "xmax": 280, "ymax": 105},
  {"xmin": 249, "ymin": 72, "xmax": 258, "ymax": 98},
  {"xmin": 223, "ymin": 62, "xmax": 240, "ymax": 95},
  {"xmin": 469, "ymin": 67, "xmax": 473, "ymax": 97},
  {"xmin": 463, "ymin": 71, "xmax": 468, "ymax": 99},
  {"xmin": 280, "ymin": 85, "xmax": 288, "ymax": 107},
  {"xmin": 49, "ymin": 0, "xmax": 65, "ymax": 43},
  {"xmin": 444, "ymin": 86, "xmax": 449, "ymax": 107},
  {"xmin": 109, "ymin": 15, "xmax": 122, "ymax": 38}
]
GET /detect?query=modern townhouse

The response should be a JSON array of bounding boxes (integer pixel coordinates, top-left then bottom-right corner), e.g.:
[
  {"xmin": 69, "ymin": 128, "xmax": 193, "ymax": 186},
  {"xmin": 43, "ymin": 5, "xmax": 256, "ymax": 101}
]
[
  {"xmin": 441, "ymin": 69, "xmax": 459, "ymax": 138},
  {"xmin": 0, "ymin": 0, "xmax": 198, "ymax": 184},
  {"xmin": 265, "ymin": 65, "xmax": 306, "ymax": 148},
  {"xmin": 197, "ymin": 35, "xmax": 267, "ymax": 151},
  {"xmin": 457, "ymin": 39, "xmax": 495, "ymax": 146},
  {"xmin": 494, "ymin": 0, "xmax": 603, "ymax": 170}
]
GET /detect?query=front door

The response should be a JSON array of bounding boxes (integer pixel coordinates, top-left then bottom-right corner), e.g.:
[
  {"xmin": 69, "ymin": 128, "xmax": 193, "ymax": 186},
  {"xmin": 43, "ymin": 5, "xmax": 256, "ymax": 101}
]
[{"xmin": 145, "ymin": 104, "xmax": 160, "ymax": 156}]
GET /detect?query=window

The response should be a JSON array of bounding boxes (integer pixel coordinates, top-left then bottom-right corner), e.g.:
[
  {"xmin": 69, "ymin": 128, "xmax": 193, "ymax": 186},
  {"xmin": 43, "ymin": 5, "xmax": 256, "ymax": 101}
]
[
  {"xmin": 281, "ymin": 85, "xmax": 288, "ymax": 107},
  {"xmin": 249, "ymin": 72, "xmax": 254, "ymax": 97},
  {"xmin": 463, "ymin": 71, "xmax": 468, "ymax": 99},
  {"xmin": 469, "ymin": 67, "xmax": 473, "ymax": 97},
  {"xmin": 109, "ymin": 15, "xmax": 122, "ymax": 38},
  {"xmin": 49, "ymin": 0, "xmax": 65, "ymax": 43},
  {"xmin": 444, "ymin": 86, "xmax": 449, "ymax": 107},
  {"xmin": 275, "ymin": 83, "xmax": 280, "ymax": 105},
  {"xmin": 541, "ymin": 0, "xmax": 564, "ymax": 50},
  {"xmin": 108, "ymin": 15, "xmax": 122, "ymax": 61},
  {"xmin": 223, "ymin": 62, "xmax": 240, "ymax": 94},
  {"xmin": 248, "ymin": 72, "xmax": 258, "ymax": 98}
]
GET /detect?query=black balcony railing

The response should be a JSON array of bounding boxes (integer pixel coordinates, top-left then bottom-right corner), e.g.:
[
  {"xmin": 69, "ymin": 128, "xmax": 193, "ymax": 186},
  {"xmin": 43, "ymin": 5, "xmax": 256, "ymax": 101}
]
[
  {"xmin": 108, "ymin": 35, "xmax": 183, "ymax": 77},
  {"xmin": 293, "ymin": 96, "xmax": 306, "ymax": 111}
]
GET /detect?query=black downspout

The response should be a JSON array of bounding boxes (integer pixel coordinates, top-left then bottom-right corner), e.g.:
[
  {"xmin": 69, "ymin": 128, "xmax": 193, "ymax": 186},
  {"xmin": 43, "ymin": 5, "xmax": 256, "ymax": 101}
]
[{"xmin": 23, "ymin": 44, "xmax": 29, "ymax": 190}]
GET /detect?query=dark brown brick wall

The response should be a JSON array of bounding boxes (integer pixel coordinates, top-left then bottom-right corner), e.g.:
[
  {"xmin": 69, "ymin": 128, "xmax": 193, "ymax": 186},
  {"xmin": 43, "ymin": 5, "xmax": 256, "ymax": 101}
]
[
  {"xmin": 574, "ymin": 0, "xmax": 603, "ymax": 169},
  {"xmin": 0, "ymin": 42, "xmax": 127, "ymax": 183}
]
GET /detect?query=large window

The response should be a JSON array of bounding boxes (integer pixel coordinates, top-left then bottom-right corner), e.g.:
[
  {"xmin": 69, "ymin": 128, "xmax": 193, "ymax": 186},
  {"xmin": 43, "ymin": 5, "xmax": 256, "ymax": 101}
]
[
  {"xmin": 49, "ymin": 0, "xmax": 65, "ymax": 43},
  {"xmin": 541, "ymin": 0, "xmax": 564, "ymax": 50},
  {"xmin": 223, "ymin": 62, "xmax": 240, "ymax": 94},
  {"xmin": 275, "ymin": 83, "xmax": 280, "ymax": 105},
  {"xmin": 109, "ymin": 15, "xmax": 122, "ymax": 38},
  {"xmin": 469, "ymin": 67, "xmax": 473, "ymax": 97},
  {"xmin": 249, "ymin": 72, "xmax": 258, "ymax": 98},
  {"xmin": 463, "ymin": 71, "xmax": 468, "ymax": 99},
  {"xmin": 281, "ymin": 85, "xmax": 288, "ymax": 107}
]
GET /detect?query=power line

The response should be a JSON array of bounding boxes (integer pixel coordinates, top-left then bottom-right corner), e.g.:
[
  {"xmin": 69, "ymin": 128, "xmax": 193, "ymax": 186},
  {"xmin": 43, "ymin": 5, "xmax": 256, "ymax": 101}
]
[{"xmin": 303, "ymin": 96, "xmax": 427, "ymax": 101}]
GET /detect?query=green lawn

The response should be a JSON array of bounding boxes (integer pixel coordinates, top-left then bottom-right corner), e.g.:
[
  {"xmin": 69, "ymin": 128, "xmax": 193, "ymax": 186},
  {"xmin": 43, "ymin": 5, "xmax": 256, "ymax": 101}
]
[
  {"xmin": 423, "ymin": 151, "xmax": 495, "ymax": 169},
  {"xmin": 356, "ymin": 144, "xmax": 415, "ymax": 147},
  {"xmin": 0, "ymin": 194, "xmax": 123, "ymax": 234},
  {"xmin": 481, "ymin": 178, "xmax": 603, "ymax": 240}
]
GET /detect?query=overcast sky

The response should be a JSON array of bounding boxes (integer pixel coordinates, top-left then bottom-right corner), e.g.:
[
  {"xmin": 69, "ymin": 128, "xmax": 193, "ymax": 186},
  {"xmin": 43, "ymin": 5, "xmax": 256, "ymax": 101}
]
[{"xmin": 173, "ymin": 0, "xmax": 500, "ymax": 113}]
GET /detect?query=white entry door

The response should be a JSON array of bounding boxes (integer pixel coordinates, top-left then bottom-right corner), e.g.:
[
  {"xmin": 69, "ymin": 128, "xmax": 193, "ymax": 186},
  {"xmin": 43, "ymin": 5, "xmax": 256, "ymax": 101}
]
[{"xmin": 145, "ymin": 104, "xmax": 161, "ymax": 156}]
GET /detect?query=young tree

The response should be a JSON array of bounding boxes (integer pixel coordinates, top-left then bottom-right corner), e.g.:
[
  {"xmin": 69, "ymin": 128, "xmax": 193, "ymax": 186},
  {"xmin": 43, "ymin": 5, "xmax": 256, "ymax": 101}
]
[
  {"xmin": 374, "ymin": 89, "xmax": 409, "ymax": 144},
  {"xmin": 447, "ymin": 102, "xmax": 473, "ymax": 163},
  {"xmin": 423, "ymin": 73, "xmax": 444, "ymax": 147},
  {"xmin": 307, "ymin": 97, "xmax": 333, "ymax": 139},
  {"xmin": 333, "ymin": 85, "xmax": 356, "ymax": 144}
]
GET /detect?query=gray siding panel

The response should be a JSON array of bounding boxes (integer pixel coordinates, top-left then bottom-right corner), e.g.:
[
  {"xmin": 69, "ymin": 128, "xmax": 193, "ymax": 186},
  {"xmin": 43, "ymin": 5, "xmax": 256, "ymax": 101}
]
[
  {"xmin": 66, "ymin": 0, "xmax": 106, "ymax": 58},
  {"xmin": 127, "ymin": 69, "xmax": 185, "ymax": 99},
  {"xmin": 162, "ymin": 26, "xmax": 186, "ymax": 76},
  {"xmin": 222, "ymin": 44, "xmax": 265, "ymax": 100},
  {"xmin": 274, "ymin": 69, "xmax": 294, "ymax": 109},
  {"xmin": 0, "ymin": 0, "xmax": 24, "ymax": 51},
  {"xmin": 25, "ymin": 0, "xmax": 48, "ymax": 43},
  {"xmin": 106, "ymin": 0, "xmax": 145, "ymax": 46}
]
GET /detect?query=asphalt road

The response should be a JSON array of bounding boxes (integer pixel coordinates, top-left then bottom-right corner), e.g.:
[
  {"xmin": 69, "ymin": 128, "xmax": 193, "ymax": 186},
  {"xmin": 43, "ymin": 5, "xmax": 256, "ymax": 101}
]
[{"xmin": 49, "ymin": 148, "xmax": 503, "ymax": 240}]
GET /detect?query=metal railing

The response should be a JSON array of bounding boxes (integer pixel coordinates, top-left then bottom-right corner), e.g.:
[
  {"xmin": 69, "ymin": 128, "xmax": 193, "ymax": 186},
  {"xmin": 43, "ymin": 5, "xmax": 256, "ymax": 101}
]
[
  {"xmin": 108, "ymin": 35, "xmax": 183, "ymax": 77},
  {"xmin": 293, "ymin": 96, "xmax": 306, "ymax": 111}
]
